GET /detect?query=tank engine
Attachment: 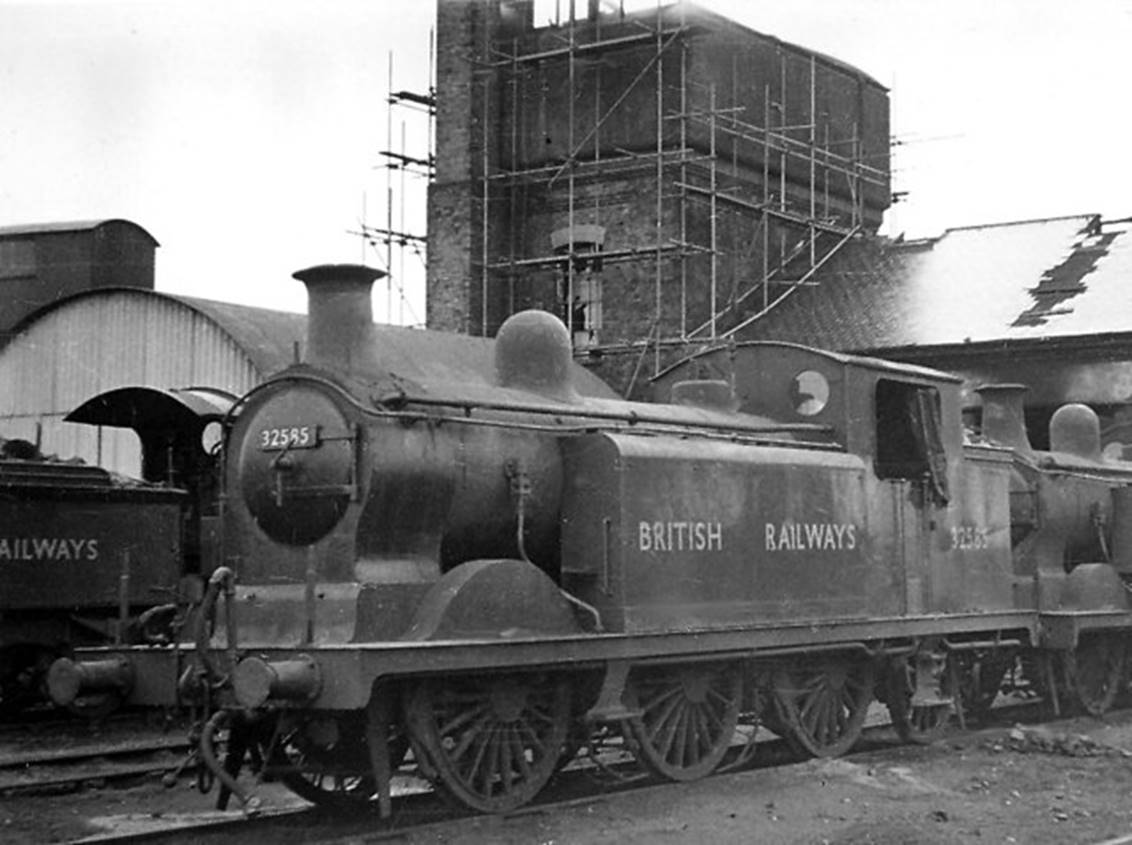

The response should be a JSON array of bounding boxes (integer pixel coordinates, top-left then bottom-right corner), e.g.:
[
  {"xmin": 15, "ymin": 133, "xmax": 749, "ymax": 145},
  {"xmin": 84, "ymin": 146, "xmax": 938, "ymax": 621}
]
[{"xmin": 50, "ymin": 263, "xmax": 1132, "ymax": 816}]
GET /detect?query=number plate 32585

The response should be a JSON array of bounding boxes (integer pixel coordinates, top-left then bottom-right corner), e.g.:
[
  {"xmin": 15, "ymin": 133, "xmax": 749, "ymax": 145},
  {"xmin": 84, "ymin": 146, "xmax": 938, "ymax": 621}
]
[{"xmin": 258, "ymin": 425, "xmax": 318, "ymax": 451}]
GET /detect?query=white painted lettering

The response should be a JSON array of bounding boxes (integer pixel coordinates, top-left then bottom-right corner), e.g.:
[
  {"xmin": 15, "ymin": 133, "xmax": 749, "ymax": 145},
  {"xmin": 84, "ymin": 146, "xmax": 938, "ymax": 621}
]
[
  {"xmin": 0, "ymin": 537, "xmax": 102, "ymax": 562},
  {"xmin": 637, "ymin": 521, "xmax": 724, "ymax": 553},
  {"xmin": 707, "ymin": 522, "xmax": 722, "ymax": 551},
  {"xmin": 762, "ymin": 522, "xmax": 860, "ymax": 553}
]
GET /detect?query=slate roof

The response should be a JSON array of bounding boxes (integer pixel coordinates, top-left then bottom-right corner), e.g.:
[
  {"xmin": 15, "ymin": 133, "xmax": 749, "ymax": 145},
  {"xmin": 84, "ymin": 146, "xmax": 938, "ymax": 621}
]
[{"xmin": 750, "ymin": 214, "xmax": 1132, "ymax": 352}]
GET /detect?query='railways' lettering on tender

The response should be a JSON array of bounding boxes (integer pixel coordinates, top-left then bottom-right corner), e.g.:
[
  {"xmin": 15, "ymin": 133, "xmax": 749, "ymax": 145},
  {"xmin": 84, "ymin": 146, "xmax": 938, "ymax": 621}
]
[{"xmin": 0, "ymin": 537, "xmax": 100, "ymax": 562}]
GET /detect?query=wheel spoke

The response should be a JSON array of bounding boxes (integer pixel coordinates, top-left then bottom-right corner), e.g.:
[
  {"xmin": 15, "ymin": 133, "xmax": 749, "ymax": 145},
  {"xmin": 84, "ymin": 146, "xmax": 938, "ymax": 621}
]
[
  {"xmin": 673, "ymin": 706, "xmax": 693, "ymax": 765},
  {"xmin": 499, "ymin": 727, "xmax": 515, "ymax": 793},
  {"xmin": 404, "ymin": 674, "xmax": 570, "ymax": 813},
  {"xmin": 516, "ymin": 719, "xmax": 547, "ymax": 755},
  {"xmin": 627, "ymin": 663, "xmax": 741, "ymax": 782},
  {"xmin": 510, "ymin": 729, "xmax": 533, "ymax": 780},
  {"xmin": 773, "ymin": 660, "xmax": 873, "ymax": 758},
  {"xmin": 650, "ymin": 690, "xmax": 684, "ymax": 732},
  {"xmin": 439, "ymin": 702, "xmax": 491, "ymax": 737},
  {"xmin": 449, "ymin": 710, "xmax": 495, "ymax": 763},
  {"xmin": 691, "ymin": 704, "xmax": 711, "ymax": 757},
  {"xmin": 651, "ymin": 696, "xmax": 684, "ymax": 759},
  {"xmin": 265, "ymin": 712, "xmax": 397, "ymax": 809},
  {"xmin": 482, "ymin": 731, "xmax": 502, "ymax": 796},
  {"xmin": 1067, "ymin": 636, "xmax": 1126, "ymax": 716},
  {"xmin": 642, "ymin": 684, "xmax": 683, "ymax": 714}
]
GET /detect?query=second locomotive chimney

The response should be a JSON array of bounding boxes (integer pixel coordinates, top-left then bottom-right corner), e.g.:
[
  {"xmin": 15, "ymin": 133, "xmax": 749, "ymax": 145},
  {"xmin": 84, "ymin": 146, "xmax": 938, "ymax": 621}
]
[
  {"xmin": 292, "ymin": 264, "xmax": 386, "ymax": 372},
  {"xmin": 976, "ymin": 383, "xmax": 1033, "ymax": 459}
]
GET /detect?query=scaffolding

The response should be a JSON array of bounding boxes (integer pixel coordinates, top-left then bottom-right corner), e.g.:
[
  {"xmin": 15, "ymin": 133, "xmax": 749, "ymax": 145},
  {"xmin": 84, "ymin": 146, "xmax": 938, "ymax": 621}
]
[
  {"xmin": 355, "ymin": 48, "xmax": 436, "ymax": 326},
  {"xmin": 461, "ymin": 0, "xmax": 890, "ymax": 392}
]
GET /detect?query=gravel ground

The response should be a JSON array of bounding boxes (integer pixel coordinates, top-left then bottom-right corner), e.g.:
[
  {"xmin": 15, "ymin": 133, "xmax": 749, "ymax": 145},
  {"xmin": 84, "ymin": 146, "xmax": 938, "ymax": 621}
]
[{"xmin": 5, "ymin": 709, "xmax": 1132, "ymax": 843}]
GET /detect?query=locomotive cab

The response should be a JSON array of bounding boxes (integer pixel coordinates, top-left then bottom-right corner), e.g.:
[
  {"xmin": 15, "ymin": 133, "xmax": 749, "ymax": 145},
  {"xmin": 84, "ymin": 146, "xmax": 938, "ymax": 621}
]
[{"xmin": 66, "ymin": 385, "xmax": 235, "ymax": 577}]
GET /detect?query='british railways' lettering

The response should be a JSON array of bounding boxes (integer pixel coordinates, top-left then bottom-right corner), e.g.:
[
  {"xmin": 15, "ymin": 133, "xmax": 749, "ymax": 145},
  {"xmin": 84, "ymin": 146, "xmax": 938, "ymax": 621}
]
[
  {"xmin": 639, "ymin": 521, "xmax": 723, "ymax": 552},
  {"xmin": 0, "ymin": 538, "xmax": 100, "ymax": 562},
  {"xmin": 765, "ymin": 522, "xmax": 856, "ymax": 552}
]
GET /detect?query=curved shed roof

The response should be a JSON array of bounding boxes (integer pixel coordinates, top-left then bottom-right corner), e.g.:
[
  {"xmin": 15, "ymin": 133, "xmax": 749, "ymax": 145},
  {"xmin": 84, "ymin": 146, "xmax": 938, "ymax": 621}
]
[
  {"xmin": 0, "ymin": 218, "xmax": 159, "ymax": 246},
  {"xmin": 0, "ymin": 286, "xmax": 616, "ymax": 473},
  {"xmin": 8, "ymin": 287, "xmax": 615, "ymax": 397},
  {"xmin": 0, "ymin": 287, "xmax": 291, "ymax": 468}
]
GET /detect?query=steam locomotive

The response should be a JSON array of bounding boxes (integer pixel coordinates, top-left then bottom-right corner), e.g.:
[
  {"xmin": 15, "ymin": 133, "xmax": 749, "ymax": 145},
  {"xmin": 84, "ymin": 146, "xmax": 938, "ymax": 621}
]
[
  {"xmin": 48, "ymin": 263, "xmax": 1132, "ymax": 816},
  {"xmin": 0, "ymin": 387, "xmax": 229, "ymax": 713}
]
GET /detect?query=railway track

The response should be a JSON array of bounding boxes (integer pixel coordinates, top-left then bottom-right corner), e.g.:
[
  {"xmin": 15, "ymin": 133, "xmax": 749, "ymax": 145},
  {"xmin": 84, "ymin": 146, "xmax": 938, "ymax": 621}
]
[
  {"xmin": 44, "ymin": 695, "xmax": 1073, "ymax": 844},
  {"xmin": 0, "ymin": 735, "xmax": 191, "ymax": 795},
  {"xmin": 1, "ymin": 692, "xmax": 1050, "ymax": 793},
  {"xmin": 0, "ymin": 709, "xmax": 193, "ymax": 796}
]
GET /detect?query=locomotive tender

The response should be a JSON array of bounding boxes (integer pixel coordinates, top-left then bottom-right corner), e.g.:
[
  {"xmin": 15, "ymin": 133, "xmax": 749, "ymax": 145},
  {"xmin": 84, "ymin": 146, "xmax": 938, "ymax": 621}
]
[
  {"xmin": 0, "ymin": 386, "xmax": 232, "ymax": 712},
  {"xmin": 49, "ymin": 263, "xmax": 1132, "ymax": 815}
]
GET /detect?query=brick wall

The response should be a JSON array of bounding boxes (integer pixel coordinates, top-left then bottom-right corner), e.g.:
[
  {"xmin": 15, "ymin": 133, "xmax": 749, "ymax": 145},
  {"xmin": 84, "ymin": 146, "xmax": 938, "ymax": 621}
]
[{"xmin": 427, "ymin": 0, "xmax": 890, "ymax": 380}]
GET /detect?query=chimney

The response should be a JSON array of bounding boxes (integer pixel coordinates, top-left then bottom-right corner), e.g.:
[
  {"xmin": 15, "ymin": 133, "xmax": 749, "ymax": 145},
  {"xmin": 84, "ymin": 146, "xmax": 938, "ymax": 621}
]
[
  {"xmin": 976, "ymin": 383, "xmax": 1033, "ymax": 458},
  {"xmin": 292, "ymin": 264, "xmax": 386, "ymax": 372}
]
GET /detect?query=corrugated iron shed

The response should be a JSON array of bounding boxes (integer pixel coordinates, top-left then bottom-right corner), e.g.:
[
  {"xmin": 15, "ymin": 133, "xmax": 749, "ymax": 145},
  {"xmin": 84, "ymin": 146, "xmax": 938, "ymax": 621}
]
[
  {"xmin": 1, "ymin": 287, "xmax": 616, "ymax": 475},
  {"xmin": 0, "ymin": 288, "xmax": 296, "ymax": 472}
]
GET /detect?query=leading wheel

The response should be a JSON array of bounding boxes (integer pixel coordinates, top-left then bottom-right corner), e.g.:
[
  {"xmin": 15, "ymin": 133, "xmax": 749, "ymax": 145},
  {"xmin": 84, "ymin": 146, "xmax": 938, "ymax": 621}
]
[
  {"xmin": 625, "ymin": 662, "xmax": 741, "ymax": 782},
  {"xmin": 266, "ymin": 712, "xmax": 406, "ymax": 809},
  {"xmin": 1065, "ymin": 635, "xmax": 1126, "ymax": 717},
  {"xmin": 404, "ymin": 672, "xmax": 570, "ymax": 814},
  {"xmin": 772, "ymin": 659, "xmax": 874, "ymax": 758}
]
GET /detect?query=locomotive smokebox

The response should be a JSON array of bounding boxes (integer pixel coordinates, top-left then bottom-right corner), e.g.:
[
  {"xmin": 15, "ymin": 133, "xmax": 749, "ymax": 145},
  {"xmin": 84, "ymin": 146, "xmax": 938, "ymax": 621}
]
[
  {"xmin": 976, "ymin": 384, "xmax": 1033, "ymax": 458},
  {"xmin": 293, "ymin": 263, "xmax": 387, "ymax": 372}
]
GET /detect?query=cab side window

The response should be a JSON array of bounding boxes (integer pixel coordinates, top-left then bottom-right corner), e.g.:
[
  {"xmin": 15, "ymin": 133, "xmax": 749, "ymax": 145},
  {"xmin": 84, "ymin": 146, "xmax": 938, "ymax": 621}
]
[{"xmin": 875, "ymin": 379, "xmax": 949, "ymax": 503}]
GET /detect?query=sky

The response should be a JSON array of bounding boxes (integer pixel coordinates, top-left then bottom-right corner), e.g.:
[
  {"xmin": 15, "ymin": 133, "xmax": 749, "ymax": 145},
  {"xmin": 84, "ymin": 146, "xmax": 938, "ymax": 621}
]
[{"xmin": 3, "ymin": 0, "xmax": 1131, "ymax": 323}]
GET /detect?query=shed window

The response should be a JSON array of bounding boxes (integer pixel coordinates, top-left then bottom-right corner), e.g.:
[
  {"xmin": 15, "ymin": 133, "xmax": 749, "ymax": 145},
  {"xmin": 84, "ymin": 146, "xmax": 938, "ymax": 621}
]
[{"xmin": 875, "ymin": 379, "xmax": 949, "ymax": 502}]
